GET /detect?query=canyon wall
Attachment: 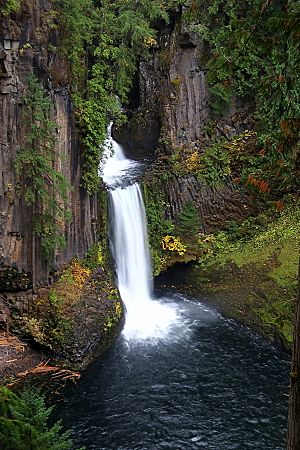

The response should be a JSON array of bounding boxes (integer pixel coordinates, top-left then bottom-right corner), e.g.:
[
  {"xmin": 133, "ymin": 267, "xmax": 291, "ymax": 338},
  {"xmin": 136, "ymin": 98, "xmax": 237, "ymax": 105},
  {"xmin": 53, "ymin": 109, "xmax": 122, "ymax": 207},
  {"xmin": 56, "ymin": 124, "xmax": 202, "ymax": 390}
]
[
  {"xmin": 115, "ymin": 7, "xmax": 259, "ymax": 233},
  {"xmin": 0, "ymin": 1, "xmax": 98, "ymax": 290}
]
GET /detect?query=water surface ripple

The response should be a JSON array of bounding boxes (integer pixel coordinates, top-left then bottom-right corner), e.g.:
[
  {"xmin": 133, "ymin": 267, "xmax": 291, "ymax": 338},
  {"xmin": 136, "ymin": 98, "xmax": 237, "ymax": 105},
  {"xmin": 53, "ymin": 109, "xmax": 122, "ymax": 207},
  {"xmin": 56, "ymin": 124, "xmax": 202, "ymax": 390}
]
[{"xmin": 55, "ymin": 293, "xmax": 288, "ymax": 450}]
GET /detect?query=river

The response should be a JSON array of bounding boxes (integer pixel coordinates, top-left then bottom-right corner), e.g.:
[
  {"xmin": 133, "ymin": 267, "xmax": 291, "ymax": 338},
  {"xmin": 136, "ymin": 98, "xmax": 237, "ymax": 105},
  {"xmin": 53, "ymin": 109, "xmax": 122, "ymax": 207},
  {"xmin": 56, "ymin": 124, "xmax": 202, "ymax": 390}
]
[{"xmin": 55, "ymin": 290, "xmax": 288, "ymax": 450}]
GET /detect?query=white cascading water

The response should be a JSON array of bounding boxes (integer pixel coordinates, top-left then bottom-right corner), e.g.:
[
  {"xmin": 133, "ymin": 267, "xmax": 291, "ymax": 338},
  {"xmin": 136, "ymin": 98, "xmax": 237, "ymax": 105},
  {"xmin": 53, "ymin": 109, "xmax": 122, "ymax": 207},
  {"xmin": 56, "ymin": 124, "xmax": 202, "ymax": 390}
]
[{"xmin": 100, "ymin": 124, "xmax": 177, "ymax": 340}]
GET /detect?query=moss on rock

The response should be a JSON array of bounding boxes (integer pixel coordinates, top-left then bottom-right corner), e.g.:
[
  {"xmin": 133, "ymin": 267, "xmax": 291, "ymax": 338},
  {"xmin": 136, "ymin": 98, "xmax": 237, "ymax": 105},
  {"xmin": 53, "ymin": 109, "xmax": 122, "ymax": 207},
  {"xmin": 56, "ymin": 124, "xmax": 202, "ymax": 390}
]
[
  {"xmin": 172, "ymin": 205, "xmax": 299, "ymax": 350},
  {"xmin": 155, "ymin": 201, "xmax": 299, "ymax": 350},
  {"xmin": 12, "ymin": 247, "xmax": 124, "ymax": 371}
]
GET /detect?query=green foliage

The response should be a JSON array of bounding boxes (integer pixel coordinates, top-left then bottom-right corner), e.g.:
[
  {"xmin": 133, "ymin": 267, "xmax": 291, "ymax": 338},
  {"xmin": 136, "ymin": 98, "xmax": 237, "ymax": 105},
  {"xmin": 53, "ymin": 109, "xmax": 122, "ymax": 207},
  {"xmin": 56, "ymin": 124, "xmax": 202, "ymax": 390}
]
[
  {"xmin": 167, "ymin": 129, "xmax": 274, "ymax": 192},
  {"xmin": 21, "ymin": 311, "xmax": 72, "ymax": 350},
  {"xmin": 82, "ymin": 243, "xmax": 104, "ymax": 270},
  {"xmin": 197, "ymin": 140, "xmax": 231, "ymax": 186},
  {"xmin": 163, "ymin": 131, "xmax": 258, "ymax": 189},
  {"xmin": 196, "ymin": 201, "xmax": 300, "ymax": 271},
  {"xmin": 188, "ymin": 0, "xmax": 300, "ymax": 195},
  {"xmin": 143, "ymin": 183, "xmax": 174, "ymax": 274},
  {"xmin": 0, "ymin": 386, "xmax": 76, "ymax": 450},
  {"xmin": 15, "ymin": 75, "xmax": 71, "ymax": 260},
  {"xmin": 53, "ymin": 0, "xmax": 182, "ymax": 193},
  {"xmin": 208, "ymin": 84, "xmax": 232, "ymax": 117},
  {"xmin": 143, "ymin": 184, "xmax": 174, "ymax": 246},
  {"xmin": 177, "ymin": 202, "xmax": 201, "ymax": 239},
  {"xmin": 53, "ymin": 0, "xmax": 94, "ymax": 89},
  {"xmin": 0, "ymin": 0, "xmax": 20, "ymax": 16},
  {"xmin": 48, "ymin": 290, "xmax": 59, "ymax": 306}
]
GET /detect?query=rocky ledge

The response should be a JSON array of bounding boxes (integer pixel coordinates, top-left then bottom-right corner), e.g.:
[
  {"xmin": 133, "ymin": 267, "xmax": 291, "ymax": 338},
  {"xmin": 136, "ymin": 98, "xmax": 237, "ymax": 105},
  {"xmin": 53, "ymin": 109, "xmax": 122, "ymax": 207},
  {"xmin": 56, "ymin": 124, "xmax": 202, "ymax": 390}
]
[{"xmin": 0, "ymin": 258, "xmax": 124, "ymax": 381}]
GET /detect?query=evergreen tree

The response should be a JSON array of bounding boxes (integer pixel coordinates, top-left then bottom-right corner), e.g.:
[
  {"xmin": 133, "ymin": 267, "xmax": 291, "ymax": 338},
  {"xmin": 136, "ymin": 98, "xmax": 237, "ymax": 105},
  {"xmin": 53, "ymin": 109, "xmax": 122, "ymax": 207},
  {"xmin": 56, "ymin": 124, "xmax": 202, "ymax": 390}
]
[
  {"xmin": 0, "ymin": 386, "xmax": 76, "ymax": 450},
  {"xmin": 177, "ymin": 202, "xmax": 201, "ymax": 239}
]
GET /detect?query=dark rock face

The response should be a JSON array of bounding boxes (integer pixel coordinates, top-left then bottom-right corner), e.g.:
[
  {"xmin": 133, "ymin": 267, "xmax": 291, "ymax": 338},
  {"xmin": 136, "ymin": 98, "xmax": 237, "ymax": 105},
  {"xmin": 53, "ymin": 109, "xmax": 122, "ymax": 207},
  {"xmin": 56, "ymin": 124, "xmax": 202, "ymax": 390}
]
[
  {"xmin": 117, "ymin": 8, "xmax": 259, "ymax": 232},
  {"xmin": 0, "ymin": 1, "xmax": 98, "ymax": 290},
  {"xmin": 115, "ymin": 15, "xmax": 210, "ymax": 156},
  {"xmin": 54, "ymin": 271, "xmax": 125, "ymax": 371},
  {"xmin": 138, "ymin": 21, "xmax": 210, "ymax": 147},
  {"xmin": 163, "ymin": 175, "xmax": 259, "ymax": 233},
  {"xmin": 112, "ymin": 114, "xmax": 160, "ymax": 160}
]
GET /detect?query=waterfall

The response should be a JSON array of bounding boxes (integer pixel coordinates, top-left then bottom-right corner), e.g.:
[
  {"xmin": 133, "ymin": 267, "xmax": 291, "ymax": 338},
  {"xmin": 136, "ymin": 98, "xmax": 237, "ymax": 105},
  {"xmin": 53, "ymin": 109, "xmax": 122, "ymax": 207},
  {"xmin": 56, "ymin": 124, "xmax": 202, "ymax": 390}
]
[
  {"xmin": 110, "ymin": 184, "xmax": 153, "ymax": 305},
  {"xmin": 100, "ymin": 124, "xmax": 177, "ymax": 339}
]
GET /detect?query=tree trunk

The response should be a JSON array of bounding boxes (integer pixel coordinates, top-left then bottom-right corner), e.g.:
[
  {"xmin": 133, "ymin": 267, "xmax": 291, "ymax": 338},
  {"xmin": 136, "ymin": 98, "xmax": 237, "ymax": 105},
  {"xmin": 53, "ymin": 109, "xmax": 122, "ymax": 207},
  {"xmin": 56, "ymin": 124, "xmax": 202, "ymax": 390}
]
[{"xmin": 287, "ymin": 256, "xmax": 300, "ymax": 449}]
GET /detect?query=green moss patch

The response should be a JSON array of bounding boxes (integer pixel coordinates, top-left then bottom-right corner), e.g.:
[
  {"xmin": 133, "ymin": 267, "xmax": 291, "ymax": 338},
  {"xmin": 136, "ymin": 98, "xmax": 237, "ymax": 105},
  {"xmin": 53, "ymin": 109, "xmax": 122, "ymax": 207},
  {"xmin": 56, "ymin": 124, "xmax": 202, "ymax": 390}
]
[
  {"xmin": 170, "ymin": 204, "xmax": 299, "ymax": 350},
  {"xmin": 12, "ymin": 247, "xmax": 124, "ymax": 370}
]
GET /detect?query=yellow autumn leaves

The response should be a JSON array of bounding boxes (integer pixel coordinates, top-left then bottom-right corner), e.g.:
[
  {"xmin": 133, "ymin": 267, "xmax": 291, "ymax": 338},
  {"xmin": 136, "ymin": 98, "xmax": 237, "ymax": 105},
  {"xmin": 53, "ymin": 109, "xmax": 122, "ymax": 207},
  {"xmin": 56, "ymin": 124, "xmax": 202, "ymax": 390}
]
[
  {"xmin": 161, "ymin": 235, "xmax": 187, "ymax": 256},
  {"xmin": 144, "ymin": 37, "xmax": 157, "ymax": 48}
]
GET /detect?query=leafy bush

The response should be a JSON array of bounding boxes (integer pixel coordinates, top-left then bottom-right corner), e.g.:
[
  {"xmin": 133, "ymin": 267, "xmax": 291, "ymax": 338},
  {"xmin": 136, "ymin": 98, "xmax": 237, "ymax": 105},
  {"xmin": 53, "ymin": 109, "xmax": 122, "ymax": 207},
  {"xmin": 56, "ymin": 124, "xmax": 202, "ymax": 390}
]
[
  {"xmin": 0, "ymin": 0, "xmax": 20, "ymax": 16},
  {"xmin": 197, "ymin": 140, "xmax": 231, "ymax": 186},
  {"xmin": 81, "ymin": 243, "xmax": 104, "ymax": 270}
]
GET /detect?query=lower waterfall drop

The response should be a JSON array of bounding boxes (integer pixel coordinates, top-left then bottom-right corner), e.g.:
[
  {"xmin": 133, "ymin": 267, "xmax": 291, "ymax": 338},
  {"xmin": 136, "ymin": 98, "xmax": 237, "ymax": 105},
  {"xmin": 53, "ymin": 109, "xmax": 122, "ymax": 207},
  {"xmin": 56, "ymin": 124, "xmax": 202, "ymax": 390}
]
[{"xmin": 100, "ymin": 124, "xmax": 178, "ymax": 340}]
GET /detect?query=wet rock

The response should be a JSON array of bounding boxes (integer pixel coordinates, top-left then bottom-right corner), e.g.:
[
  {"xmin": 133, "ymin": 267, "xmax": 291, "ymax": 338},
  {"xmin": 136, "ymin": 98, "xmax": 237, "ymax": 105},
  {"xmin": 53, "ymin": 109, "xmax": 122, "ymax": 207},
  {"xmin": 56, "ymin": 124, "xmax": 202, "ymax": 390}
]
[
  {"xmin": 112, "ymin": 110, "xmax": 160, "ymax": 159},
  {"xmin": 43, "ymin": 270, "xmax": 125, "ymax": 371}
]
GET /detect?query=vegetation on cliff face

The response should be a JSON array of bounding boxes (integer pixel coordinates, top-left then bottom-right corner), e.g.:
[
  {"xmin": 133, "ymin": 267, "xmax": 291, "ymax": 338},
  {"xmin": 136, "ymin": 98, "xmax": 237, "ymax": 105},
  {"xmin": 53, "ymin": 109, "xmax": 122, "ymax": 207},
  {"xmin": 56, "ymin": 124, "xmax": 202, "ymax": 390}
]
[
  {"xmin": 142, "ymin": 184, "xmax": 174, "ymax": 275},
  {"xmin": 196, "ymin": 202, "xmax": 299, "ymax": 347},
  {"xmin": 153, "ymin": 1, "xmax": 299, "ymax": 222},
  {"xmin": 2, "ymin": 0, "xmax": 184, "ymax": 265},
  {"xmin": 144, "ymin": 178, "xmax": 214, "ymax": 275},
  {"xmin": 51, "ymin": 0, "xmax": 182, "ymax": 193},
  {"xmin": 1, "ymin": 0, "xmax": 183, "ymax": 282},
  {"xmin": 16, "ymin": 75, "xmax": 71, "ymax": 260},
  {"xmin": 187, "ymin": 0, "xmax": 299, "ymax": 196}
]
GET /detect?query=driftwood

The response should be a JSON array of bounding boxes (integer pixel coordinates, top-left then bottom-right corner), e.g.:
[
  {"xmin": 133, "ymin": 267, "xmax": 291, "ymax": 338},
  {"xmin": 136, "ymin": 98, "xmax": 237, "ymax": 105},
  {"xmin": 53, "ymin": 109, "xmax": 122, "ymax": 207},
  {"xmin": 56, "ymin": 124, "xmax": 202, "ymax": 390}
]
[
  {"xmin": 0, "ymin": 330, "xmax": 81, "ymax": 386},
  {"xmin": 7, "ymin": 361, "xmax": 81, "ymax": 387},
  {"xmin": 0, "ymin": 334, "xmax": 26, "ymax": 352}
]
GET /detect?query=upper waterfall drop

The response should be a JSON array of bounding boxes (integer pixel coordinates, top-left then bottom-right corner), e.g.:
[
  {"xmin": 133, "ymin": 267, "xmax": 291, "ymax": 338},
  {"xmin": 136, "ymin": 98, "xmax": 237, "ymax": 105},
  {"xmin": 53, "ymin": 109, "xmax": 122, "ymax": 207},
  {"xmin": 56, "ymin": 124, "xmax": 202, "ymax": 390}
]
[
  {"xmin": 100, "ymin": 123, "xmax": 140, "ymax": 189},
  {"xmin": 100, "ymin": 124, "xmax": 178, "ymax": 340}
]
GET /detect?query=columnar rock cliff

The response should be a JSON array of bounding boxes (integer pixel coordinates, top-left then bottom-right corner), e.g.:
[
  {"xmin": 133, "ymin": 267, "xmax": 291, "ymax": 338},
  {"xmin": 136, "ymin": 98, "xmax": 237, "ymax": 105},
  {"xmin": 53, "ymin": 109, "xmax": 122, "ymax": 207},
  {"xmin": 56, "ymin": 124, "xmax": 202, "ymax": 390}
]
[
  {"xmin": 0, "ymin": 1, "xmax": 98, "ymax": 290},
  {"xmin": 115, "ymin": 8, "xmax": 258, "ymax": 232}
]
